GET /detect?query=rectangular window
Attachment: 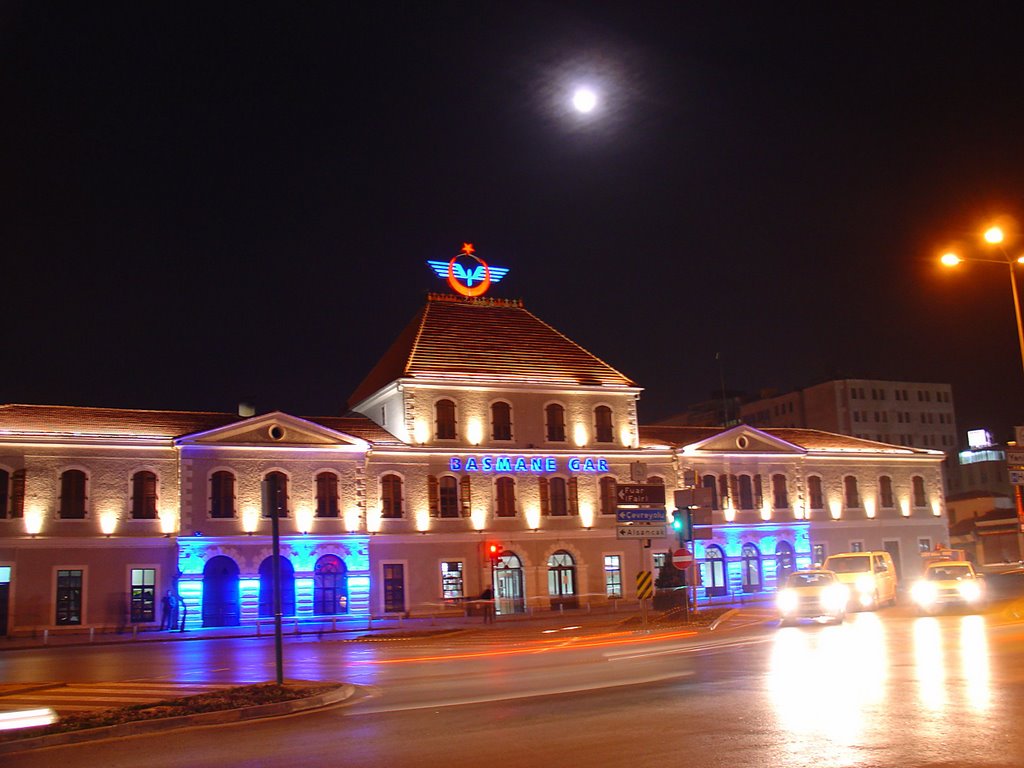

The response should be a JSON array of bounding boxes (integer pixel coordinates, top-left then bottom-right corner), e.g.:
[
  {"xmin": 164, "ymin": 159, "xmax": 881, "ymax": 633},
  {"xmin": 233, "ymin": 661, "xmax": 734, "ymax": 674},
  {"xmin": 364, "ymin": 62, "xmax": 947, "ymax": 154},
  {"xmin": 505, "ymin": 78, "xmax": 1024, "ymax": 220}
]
[
  {"xmin": 850, "ymin": 541, "xmax": 864, "ymax": 553},
  {"xmin": 0, "ymin": 566, "xmax": 10, "ymax": 583},
  {"xmin": 130, "ymin": 568, "xmax": 156, "ymax": 622},
  {"xmin": 56, "ymin": 569, "xmax": 83, "ymax": 625},
  {"xmin": 918, "ymin": 538, "xmax": 932, "ymax": 553},
  {"xmin": 812, "ymin": 543, "xmax": 826, "ymax": 566},
  {"xmin": 604, "ymin": 555, "xmax": 623, "ymax": 598},
  {"xmin": 653, "ymin": 552, "xmax": 667, "ymax": 571},
  {"xmin": 441, "ymin": 561, "xmax": 464, "ymax": 600},
  {"xmin": 383, "ymin": 563, "xmax": 405, "ymax": 613}
]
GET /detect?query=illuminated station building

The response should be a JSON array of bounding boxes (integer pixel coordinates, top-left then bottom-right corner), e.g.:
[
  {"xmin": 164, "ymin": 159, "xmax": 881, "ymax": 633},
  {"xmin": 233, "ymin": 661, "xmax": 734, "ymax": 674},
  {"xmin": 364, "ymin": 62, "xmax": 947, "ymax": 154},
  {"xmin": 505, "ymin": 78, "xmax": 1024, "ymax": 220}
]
[{"xmin": 0, "ymin": 252, "xmax": 949, "ymax": 635}]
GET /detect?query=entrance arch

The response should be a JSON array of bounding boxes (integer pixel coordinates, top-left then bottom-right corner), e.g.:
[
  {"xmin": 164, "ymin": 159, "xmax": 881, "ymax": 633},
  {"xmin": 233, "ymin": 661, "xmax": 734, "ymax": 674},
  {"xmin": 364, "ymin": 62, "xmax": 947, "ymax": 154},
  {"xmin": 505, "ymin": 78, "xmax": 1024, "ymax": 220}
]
[
  {"xmin": 494, "ymin": 551, "xmax": 525, "ymax": 615},
  {"xmin": 202, "ymin": 556, "xmax": 240, "ymax": 627},
  {"xmin": 314, "ymin": 555, "xmax": 349, "ymax": 615},
  {"xmin": 775, "ymin": 541, "xmax": 795, "ymax": 586},
  {"xmin": 258, "ymin": 556, "xmax": 296, "ymax": 618},
  {"xmin": 742, "ymin": 543, "xmax": 762, "ymax": 593},
  {"xmin": 702, "ymin": 545, "xmax": 727, "ymax": 597},
  {"xmin": 547, "ymin": 550, "xmax": 578, "ymax": 610}
]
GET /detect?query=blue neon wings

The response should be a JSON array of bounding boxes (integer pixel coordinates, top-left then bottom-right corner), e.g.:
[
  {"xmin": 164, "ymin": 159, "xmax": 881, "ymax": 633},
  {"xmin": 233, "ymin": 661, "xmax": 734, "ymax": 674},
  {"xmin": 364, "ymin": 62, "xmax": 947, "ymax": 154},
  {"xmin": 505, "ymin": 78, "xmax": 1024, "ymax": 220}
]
[{"xmin": 427, "ymin": 260, "xmax": 509, "ymax": 287}]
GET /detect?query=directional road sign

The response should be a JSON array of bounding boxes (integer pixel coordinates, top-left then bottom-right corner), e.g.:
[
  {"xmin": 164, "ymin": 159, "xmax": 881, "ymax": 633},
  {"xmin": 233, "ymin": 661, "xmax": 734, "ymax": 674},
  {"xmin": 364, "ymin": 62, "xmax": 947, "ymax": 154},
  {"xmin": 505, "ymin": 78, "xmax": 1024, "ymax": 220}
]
[{"xmin": 616, "ymin": 484, "xmax": 666, "ymax": 506}]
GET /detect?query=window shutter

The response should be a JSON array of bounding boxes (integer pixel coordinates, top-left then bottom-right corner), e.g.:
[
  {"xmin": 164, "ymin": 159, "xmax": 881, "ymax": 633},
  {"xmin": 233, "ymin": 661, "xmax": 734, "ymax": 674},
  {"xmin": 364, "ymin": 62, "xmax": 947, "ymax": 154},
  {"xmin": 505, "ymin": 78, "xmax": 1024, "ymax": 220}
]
[
  {"xmin": 460, "ymin": 475, "xmax": 472, "ymax": 517},
  {"xmin": 539, "ymin": 477, "xmax": 550, "ymax": 515},
  {"xmin": 428, "ymin": 475, "xmax": 439, "ymax": 517},
  {"xmin": 753, "ymin": 475, "xmax": 763, "ymax": 508},
  {"xmin": 568, "ymin": 476, "xmax": 579, "ymax": 516}
]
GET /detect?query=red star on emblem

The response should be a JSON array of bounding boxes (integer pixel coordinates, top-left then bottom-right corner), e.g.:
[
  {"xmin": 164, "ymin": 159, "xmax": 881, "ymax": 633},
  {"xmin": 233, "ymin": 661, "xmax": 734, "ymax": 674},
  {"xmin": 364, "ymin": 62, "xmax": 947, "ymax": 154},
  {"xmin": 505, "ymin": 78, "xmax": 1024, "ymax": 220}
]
[{"xmin": 461, "ymin": 242, "xmax": 475, "ymax": 255}]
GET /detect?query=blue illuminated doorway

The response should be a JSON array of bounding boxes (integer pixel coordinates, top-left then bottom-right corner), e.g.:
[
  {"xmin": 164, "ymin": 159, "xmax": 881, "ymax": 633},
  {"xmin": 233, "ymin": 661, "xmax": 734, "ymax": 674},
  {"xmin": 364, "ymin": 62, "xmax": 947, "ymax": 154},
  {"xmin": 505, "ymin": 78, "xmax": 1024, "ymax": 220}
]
[
  {"xmin": 314, "ymin": 555, "xmax": 348, "ymax": 615},
  {"xmin": 702, "ymin": 545, "xmax": 727, "ymax": 597},
  {"xmin": 258, "ymin": 556, "xmax": 295, "ymax": 618},
  {"xmin": 202, "ymin": 556, "xmax": 240, "ymax": 627},
  {"xmin": 775, "ymin": 541, "xmax": 794, "ymax": 586},
  {"xmin": 741, "ymin": 543, "xmax": 762, "ymax": 593}
]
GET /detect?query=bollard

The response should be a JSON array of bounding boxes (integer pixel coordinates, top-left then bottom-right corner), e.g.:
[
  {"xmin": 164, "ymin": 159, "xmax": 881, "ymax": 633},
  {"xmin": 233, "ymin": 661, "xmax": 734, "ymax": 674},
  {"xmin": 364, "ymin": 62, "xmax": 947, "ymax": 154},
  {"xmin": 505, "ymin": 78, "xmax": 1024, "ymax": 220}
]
[
  {"xmin": 89, "ymin": 627, "xmax": 95, "ymax": 643},
  {"xmin": 294, "ymin": 619, "xmax": 299, "ymax": 635},
  {"xmin": 132, "ymin": 624, "xmax": 138, "ymax": 640},
  {"xmin": 43, "ymin": 629, "xmax": 49, "ymax": 645},
  {"xmin": 256, "ymin": 620, "xmax": 262, "ymax": 637},
  {"xmin": 332, "ymin": 617, "xmax": 337, "ymax": 632}
]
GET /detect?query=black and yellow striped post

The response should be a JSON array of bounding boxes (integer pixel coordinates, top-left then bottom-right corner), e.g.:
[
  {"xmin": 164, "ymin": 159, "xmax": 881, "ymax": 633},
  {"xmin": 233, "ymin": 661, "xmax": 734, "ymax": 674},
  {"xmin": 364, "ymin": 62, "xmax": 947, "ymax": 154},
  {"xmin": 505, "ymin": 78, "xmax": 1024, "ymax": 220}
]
[{"xmin": 636, "ymin": 570, "xmax": 653, "ymax": 627}]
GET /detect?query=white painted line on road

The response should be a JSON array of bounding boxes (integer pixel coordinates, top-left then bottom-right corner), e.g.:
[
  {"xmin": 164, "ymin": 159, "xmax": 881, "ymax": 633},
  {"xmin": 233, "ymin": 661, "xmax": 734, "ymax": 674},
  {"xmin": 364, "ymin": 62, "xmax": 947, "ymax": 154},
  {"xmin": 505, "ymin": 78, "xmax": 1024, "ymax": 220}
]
[
  {"xmin": 603, "ymin": 635, "xmax": 769, "ymax": 662},
  {"xmin": 347, "ymin": 671, "xmax": 695, "ymax": 715}
]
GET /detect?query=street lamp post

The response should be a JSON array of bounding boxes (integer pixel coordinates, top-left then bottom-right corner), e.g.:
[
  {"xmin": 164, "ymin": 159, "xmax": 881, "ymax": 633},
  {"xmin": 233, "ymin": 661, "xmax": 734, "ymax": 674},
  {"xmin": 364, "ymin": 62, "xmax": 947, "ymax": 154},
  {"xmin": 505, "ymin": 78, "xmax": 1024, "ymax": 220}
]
[{"xmin": 940, "ymin": 224, "xmax": 1024, "ymax": 380}]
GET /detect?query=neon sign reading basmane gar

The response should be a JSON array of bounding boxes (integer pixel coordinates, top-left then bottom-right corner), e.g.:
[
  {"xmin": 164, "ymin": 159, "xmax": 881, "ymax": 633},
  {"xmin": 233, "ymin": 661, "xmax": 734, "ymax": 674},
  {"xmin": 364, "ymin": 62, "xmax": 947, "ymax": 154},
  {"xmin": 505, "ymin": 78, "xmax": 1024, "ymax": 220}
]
[{"xmin": 449, "ymin": 456, "xmax": 610, "ymax": 473}]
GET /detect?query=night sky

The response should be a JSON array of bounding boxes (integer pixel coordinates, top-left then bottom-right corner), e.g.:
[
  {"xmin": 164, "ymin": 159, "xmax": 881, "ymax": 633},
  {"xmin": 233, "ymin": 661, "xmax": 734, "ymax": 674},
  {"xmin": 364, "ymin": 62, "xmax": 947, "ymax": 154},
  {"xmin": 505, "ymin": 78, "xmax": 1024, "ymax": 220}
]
[{"xmin": 3, "ymin": 3, "xmax": 1024, "ymax": 443}]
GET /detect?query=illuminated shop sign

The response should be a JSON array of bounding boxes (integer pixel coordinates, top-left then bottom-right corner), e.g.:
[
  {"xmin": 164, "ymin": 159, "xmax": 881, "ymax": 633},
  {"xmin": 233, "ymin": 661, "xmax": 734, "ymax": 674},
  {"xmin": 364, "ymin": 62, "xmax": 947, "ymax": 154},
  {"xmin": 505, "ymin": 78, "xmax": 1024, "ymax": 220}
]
[
  {"xmin": 427, "ymin": 242, "xmax": 509, "ymax": 297},
  {"xmin": 449, "ymin": 455, "xmax": 610, "ymax": 473}
]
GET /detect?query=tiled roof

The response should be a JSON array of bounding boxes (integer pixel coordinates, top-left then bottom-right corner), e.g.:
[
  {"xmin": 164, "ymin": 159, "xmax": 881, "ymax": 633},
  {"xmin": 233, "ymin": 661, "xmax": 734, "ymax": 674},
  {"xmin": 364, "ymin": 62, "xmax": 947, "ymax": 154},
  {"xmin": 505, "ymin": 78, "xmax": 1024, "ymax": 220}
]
[
  {"xmin": 638, "ymin": 424, "xmax": 937, "ymax": 454},
  {"xmin": 0, "ymin": 404, "xmax": 403, "ymax": 447},
  {"xmin": 0, "ymin": 404, "xmax": 239, "ymax": 440},
  {"xmin": 348, "ymin": 293, "xmax": 637, "ymax": 407},
  {"xmin": 309, "ymin": 416, "xmax": 405, "ymax": 446}
]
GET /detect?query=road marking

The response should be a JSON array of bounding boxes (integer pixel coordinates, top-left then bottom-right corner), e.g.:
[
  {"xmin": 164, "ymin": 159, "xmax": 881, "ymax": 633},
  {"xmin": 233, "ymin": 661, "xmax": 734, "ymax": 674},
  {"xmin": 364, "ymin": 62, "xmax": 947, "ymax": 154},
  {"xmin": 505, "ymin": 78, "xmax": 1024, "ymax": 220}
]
[{"xmin": 0, "ymin": 682, "xmax": 238, "ymax": 715}]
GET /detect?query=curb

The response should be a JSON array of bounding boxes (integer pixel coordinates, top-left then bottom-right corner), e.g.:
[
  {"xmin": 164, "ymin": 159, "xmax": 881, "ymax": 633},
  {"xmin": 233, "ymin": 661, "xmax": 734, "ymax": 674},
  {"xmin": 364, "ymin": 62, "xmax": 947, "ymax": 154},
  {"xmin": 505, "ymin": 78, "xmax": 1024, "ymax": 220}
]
[{"xmin": 0, "ymin": 683, "xmax": 355, "ymax": 755}]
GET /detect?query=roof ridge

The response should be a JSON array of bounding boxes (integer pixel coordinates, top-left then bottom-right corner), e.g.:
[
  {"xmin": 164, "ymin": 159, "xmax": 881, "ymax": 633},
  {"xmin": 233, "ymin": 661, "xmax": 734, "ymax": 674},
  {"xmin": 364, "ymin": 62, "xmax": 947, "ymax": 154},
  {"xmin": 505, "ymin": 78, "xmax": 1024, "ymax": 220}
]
[
  {"xmin": 517, "ymin": 304, "xmax": 636, "ymax": 386},
  {"xmin": 0, "ymin": 403, "xmax": 235, "ymax": 417}
]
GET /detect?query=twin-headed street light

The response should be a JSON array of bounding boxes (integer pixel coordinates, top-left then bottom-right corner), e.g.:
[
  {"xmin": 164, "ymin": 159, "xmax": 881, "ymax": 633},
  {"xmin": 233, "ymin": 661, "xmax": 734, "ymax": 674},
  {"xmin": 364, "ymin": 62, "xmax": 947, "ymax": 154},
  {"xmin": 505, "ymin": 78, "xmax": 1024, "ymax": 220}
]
[{"xmin": 940, "ymin": 223, "xmax": 1024, "ymax": 380}]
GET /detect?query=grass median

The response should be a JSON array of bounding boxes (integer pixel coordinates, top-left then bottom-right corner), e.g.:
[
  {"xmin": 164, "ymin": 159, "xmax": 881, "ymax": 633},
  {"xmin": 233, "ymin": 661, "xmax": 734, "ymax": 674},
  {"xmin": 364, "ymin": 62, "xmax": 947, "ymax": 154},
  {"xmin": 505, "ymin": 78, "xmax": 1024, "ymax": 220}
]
[{"xmin": 0, "ymin": 681, "xmax": 342, "ymax": 743}]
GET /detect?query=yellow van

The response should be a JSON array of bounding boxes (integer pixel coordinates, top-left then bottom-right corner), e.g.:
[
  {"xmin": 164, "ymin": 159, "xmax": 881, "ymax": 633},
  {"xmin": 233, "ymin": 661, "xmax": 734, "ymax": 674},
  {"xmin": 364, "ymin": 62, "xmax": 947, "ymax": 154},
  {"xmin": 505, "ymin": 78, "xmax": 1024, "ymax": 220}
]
[{"xmin": 821, "ymin": 551, "xmax": 898, "ymax": 610}]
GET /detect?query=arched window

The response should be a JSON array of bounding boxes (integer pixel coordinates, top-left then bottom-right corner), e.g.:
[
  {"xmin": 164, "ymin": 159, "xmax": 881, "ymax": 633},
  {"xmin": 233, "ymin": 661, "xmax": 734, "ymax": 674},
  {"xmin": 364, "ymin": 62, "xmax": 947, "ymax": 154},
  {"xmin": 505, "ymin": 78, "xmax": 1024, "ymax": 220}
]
[
  {"xmin": 549, "ymin": 477, "xmax": 568, "ymax": 516},
  {"xmin": 545, "ymin": 404, "xmax": 566, "ymax": 442},
  {"xmin": 439, "ymin": 476, "xmax": 459, "ymax": 517},
  {"xmin": 59, "ymin": 470, "xmax": 87, "ymax": 519},
  {"xmin": 210, "ymin": 471, "xmax": 236, "ymax": 519},
  {"xmin": 741, "ymin": 543, "xmax": 761, "ymax": 592},
  {"xmin": 775, "ymin": 541, "xmax": 794, "ymax": 584},
  {"xmin": 131, "ymin": 471, "xmax": 158, "ymax": 519},
  {"xmin": 807, "ymin": 475, "xmax": 824, "ymax": 510},
  {"xmin": 547, "ymin": 550, "xmax": 578, "ymax": 609},
  {"xmin": 594, "ymin": 406, "xmax": 613, "ymax": 443},
  {"xmin": 435, "ymin": 399, "xmax": 456, "ymax": 440},
  {"xmin": 381, "ymin": 474, "xmax": 403, "ymax": 518},
  {"xmin": 599, "ymin": 476, "xmax": 617, "ymax": 515},
  {"xmin": 738, "ymin": 475, "xmax": 754, "ymax": 510},
  {"xmin": 702, "ymin": 475, "xmax": 719, "ymax": 510},
  {"xmin": 316, "ymin": 472, "xmax": 339, "ymax": 518},
  {"xmin": 314, "ymin": 555, "xmax": 348, "ymax": 615},
  {"xmin": 844, "ymin": 475, "xmax": 860, "ymax": 508},
  {"xmin": 719, "ymin": 476, "xmax": 730, "ymax": 509},
  {"xmin": 912, "ymin": 476, "xmax": 927, "ymax": 507},
  {"xmin": 703, "ymin": 545, "xmax": 727, "ymax": 597},
  {"xmin": 491, "ymin": 401, "xmax": 512, "ymax": 441},
  {"xmin": 878, "ymin": 476, "xmax": 895, "ymax": 509},
  {"xmin": 771, "ymin": 474, "xmax": 788, "ymax": 509},
  {"xmin": 262, "ymin": 471, "xmax": 289, "ymax": 517},
  {"xmin": 258, "ymin": 556, "xmax": 295, "ymax": 617},
  {"xmin": 495, "ymin": 477, "xmax": 516, "ymax": 517}
]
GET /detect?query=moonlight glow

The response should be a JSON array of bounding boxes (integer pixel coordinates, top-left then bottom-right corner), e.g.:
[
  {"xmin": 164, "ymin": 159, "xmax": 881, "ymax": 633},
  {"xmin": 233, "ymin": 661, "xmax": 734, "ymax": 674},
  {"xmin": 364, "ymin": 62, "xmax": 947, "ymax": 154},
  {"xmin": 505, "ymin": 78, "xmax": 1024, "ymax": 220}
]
[{"xmin": 572, "ymin": 87, "xmax": 597, "ymax": 113}]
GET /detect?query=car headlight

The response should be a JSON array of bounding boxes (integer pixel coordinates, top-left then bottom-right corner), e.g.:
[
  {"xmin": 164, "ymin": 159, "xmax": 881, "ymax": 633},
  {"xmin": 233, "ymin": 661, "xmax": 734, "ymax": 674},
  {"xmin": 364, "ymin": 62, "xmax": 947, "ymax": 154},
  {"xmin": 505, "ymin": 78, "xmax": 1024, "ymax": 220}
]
[
  {"xmin": 912, "ymin": 580, "xmax": 937, "ymax": 606},
  {"xmin": 958, "ymin": 580, "xmax": 982, "ymax": 602},
  {"xmin": 855, "ymin": 574, "xmax": 875, "ymax": 594},
  {"xmin": 820, "ymin": 583, "xmax": 849, "ymax": 612},
  {"xmin": 777, "ymin": 589, "xmax": 798, "ymax": 613}
]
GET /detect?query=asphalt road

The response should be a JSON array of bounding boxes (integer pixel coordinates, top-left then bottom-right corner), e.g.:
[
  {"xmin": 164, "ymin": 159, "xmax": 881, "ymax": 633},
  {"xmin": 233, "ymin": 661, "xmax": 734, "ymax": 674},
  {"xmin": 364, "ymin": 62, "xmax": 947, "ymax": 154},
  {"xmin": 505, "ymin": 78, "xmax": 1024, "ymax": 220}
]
[{"xmin": 3, "ymin": 602, "xmax": 1024, "ymax": 767}]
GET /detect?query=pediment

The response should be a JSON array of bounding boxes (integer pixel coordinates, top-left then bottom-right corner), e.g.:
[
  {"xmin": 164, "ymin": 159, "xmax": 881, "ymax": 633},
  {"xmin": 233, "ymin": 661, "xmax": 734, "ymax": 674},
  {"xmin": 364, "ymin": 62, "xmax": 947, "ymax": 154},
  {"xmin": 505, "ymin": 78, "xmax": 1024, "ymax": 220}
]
[
  {"xmin": 685, "ymin": 424, "xmax": 804, "ymax": 456},
  {"xmin": 176, "ymin": 411, "xmax": 369, "ymax": 449}
]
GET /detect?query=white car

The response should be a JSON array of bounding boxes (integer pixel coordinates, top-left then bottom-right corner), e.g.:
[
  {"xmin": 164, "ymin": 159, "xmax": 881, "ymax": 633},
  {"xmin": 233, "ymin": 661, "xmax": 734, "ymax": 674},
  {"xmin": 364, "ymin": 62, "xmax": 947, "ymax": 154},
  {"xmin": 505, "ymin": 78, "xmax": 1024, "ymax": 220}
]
[
  {"xmin": 911, "ymin": 560, "xmax": 985, "ymax": 614},
  {"xmin": 776, "ymin": 569, "xmax": 849, "ymax": 626}
]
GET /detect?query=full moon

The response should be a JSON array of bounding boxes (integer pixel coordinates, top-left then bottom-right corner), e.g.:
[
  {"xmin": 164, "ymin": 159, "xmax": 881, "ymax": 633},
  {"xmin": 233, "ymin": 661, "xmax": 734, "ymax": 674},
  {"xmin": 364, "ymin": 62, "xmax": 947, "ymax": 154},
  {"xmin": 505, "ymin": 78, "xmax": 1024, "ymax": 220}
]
[{"xmin": 572, "ymin": 87, "xmax": 597, "ymax": 113}]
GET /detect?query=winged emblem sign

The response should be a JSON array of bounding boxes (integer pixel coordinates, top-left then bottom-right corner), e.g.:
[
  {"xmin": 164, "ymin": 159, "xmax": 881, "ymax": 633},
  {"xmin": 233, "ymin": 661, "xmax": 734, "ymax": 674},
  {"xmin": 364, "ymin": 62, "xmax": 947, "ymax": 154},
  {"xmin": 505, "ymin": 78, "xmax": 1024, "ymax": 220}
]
[{"xmin": 427, "ymin": 243, "xmax": 509, "ymax": 298}]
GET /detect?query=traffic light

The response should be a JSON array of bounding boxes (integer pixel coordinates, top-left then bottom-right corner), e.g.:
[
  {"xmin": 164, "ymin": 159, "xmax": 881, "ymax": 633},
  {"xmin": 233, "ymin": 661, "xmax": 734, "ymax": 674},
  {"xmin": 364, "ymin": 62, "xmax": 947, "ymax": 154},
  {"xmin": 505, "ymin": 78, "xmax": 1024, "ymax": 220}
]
[
  {"xmin": 671, "ymin": 509, "xmax": 692, "ymax": 541},
  {"xmin": 486, "ymin": 543, "xmax": 501, "ymax": 565}
]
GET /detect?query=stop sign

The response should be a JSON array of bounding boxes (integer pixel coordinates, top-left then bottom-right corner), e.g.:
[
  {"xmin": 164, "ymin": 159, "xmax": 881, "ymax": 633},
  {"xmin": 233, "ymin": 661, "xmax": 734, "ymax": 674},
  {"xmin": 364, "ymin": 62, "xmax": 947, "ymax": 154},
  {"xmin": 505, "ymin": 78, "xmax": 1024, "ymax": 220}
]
[{"xmin": 672, "ymin": 548, "xmax": 694, "ymax": 568}]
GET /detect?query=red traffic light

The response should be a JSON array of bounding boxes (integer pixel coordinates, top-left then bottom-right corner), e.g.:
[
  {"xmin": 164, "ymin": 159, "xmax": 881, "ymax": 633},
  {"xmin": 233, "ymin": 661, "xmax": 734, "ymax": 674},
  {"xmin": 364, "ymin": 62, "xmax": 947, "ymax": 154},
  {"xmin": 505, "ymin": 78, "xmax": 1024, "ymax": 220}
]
[{"xmin": 486, "ymin": 543, "xmax": 501, "ymax": 563}]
